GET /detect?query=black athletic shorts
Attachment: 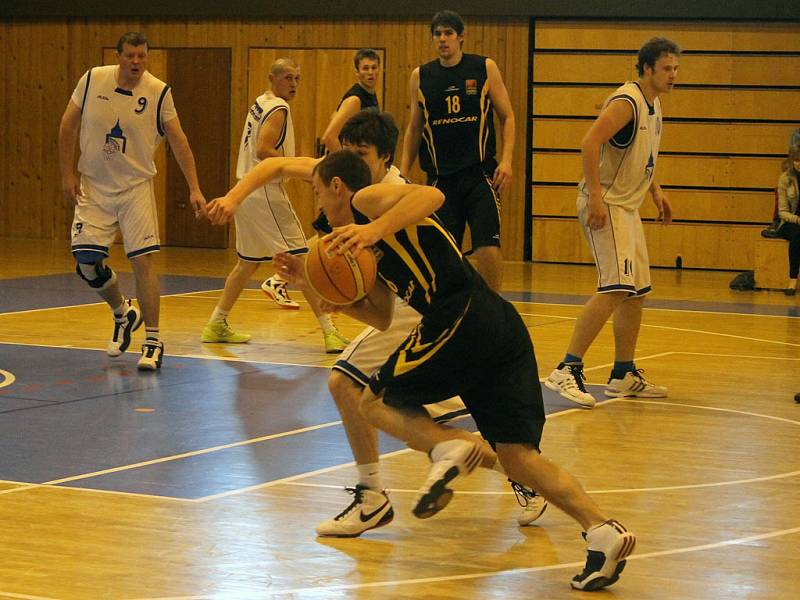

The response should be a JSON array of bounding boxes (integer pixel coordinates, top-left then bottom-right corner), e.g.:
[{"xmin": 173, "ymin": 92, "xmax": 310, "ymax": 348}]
[
  {"xmin": 369, "ymin": 279, "xmax": 545, "ymax": 448},
  {"xmin": 431, "ymin": 163, "xmax": 501, "ymax": 251}
]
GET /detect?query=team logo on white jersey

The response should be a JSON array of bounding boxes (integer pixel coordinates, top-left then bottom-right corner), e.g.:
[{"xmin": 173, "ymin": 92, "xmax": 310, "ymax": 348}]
[{"xmin": 103, "ymin": 119, "xmax": 127, "ymax": 159}]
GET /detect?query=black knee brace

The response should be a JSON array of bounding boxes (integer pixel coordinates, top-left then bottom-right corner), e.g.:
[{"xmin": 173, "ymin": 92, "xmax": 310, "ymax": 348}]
[{"xmin": 75, "ymin": 260, "xmax": 116, "ymax": 290}]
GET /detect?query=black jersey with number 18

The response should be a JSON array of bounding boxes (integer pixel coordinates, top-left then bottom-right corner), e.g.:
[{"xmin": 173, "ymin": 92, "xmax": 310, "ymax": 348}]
[{"xmin": 417, "ymin": 53, "xmax": 496, "ymax": 179}]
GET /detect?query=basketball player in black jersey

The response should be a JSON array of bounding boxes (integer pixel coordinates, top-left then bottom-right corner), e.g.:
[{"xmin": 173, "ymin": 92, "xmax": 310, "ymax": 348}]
[
  {"xmin": 400, "ymin": 10, "xmax": 514, "ymax": 292},
  {"xmin": 321, "ymin": 49, "xmax": 381, "ymax": 153},
  {"xmin": 271, "ymin": 151, "xmax": 637, "ymax": 592}
]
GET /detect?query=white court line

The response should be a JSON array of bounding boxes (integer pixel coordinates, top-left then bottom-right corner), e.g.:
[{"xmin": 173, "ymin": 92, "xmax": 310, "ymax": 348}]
[
  {"xmin": 0, "ymin": 339, "xmax": 329, "ymax": 369},
  {"xmin": 287, "ymin": 397, "xmax": 800, "ymax": 497},
  {"xmin": 512, "ymin": 299, "xmax": 800, "ymax": 320},
  {"xmin": 0, "ymin": 592, "xmax": 60, "ymax": 600},
  {"xmin": 641, "ymin": 323, "xmax": 800, "ymax": 347},
  {"xmin": 128, "ymin": 526, "xmax": 800, "ymax": 599}
]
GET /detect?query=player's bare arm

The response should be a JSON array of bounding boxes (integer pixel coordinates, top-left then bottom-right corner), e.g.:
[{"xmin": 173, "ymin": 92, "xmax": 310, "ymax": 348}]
[
  {"xmin": 399, "ymin": 68, "xmax": 424, "ymax": 177},
  {"xmin": 207, "ymin": 156, "xmax": 320, "ymax": 225},
  {"xmin": 328, "ymin": 184, "xmax": 445, "ymax": 255},
  {"xmin": 321, "ymin": 96, "xmax": 362, "ymax": 153},
  {"xmin": 334, "ymin": 278, "xmax": 395, "ymax": 331},
  {"xmin": 163, "ymin": 116, "xmax": 207, "ymax": 218},
  {"xmin": 58, "ymin": 100, "xmax": 82, "ymax": 203},
  {"xmin": 649, "ymin": 180, "xmax": 673, "ymax": 225},
  {"xmin": 581, "ymin": 99, "xmax": 635, "ymax": 229},
  {"xmin": 256, "ymin": 108, "xmax": 288, "ymax": 160},
  {"xmin": 486, "ymin": 58, "xmax": 515, "ymax": 195}
]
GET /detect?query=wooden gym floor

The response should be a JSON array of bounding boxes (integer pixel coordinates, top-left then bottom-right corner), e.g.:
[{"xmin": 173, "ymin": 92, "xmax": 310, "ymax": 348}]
[{"xmin": 0, "ymin": 238, "xmax": 798, "ymax": 599}]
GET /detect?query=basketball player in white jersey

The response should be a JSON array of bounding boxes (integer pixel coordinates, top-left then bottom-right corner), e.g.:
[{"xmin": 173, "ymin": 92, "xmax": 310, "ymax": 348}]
[
  {"xmin": 545, "ymin": 37, "xmax": 679, "ymax": 407},
  {"xmin": 58, "ymin": 32, "xmax": 206, "ymax": 370},
  {"xmin": 201, "ymin": 58, "xmax": 349, "ymax": 353}
]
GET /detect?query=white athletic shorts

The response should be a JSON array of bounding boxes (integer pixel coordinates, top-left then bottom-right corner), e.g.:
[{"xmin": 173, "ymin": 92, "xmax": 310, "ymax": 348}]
[
  {"xmin": 71, "ymin": 177, "xmax": 159, "ymax": 259},
  {"xmin": 577, "ymin": 193, "xmax": 652, "ymax": 296},
  {"xmin": 333, "ymin": 299, "xmax": 422, "ymax": 386},
  {"xmin": 235, "ymin": 183, "xmax": 308, "ymax": 262}
]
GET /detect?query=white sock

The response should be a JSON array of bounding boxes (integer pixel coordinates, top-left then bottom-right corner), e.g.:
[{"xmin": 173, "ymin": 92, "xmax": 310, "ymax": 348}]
[
  {"xmin": 210, "ymin": 306, "xmax": 229, "ymax": 323},
  {"xmin": 357, "ymin": 463, "xmax": 382, "ymax": 490},
  {"xmin": 270, "ymin": 272, "xmax": 286, "ymax": 285},
  {"xmin": 145, "ymin": 327, "xmax": 159, "ymax": 342},
  {"xmin": 789, "ymin": 278, "xmax": 798, "ymax": 290},
  {"xmin": 112, "ymin": 298, "xmax": 127, "ymax": 318},
  {"xmin": 318, "ymin": 313, "xmax": 336, "ymax": 335}
]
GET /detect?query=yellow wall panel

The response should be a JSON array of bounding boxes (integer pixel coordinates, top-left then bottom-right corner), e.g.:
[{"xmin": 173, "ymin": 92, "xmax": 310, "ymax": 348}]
[
  {"xmin": 533, "ymin": 153, "xmax": 782, "ymax": 189},
  {"xmin": 532, "ymin": 185, "xmax": 774, "ymax": 223},
  {"xmin": 533, "ymin": 218, "xmax": 761, "ymax": 269},
  {"xmin": 534, "ymin": 53, "xmax": 800, "ymax": 86},
  {"xmin": 535, "ymin": 86, "xmax": 800, "ymax": 120},
  {"xmin": 535, "ymin": 22, "xmax": 800, "ymax": 52},
  {"xmin": 533, "ymin": 119, "xmax": 795, "ymax": 155}
]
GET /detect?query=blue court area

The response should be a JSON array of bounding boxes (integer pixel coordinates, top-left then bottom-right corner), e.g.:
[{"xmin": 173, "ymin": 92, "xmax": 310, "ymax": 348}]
[
  {"xmin": 0, "ymin": 344, "xmax": 590, "ymax": 500},
  {"xmin": 0, "ymin": 272, "xmax": 232, "ymax": 313}
]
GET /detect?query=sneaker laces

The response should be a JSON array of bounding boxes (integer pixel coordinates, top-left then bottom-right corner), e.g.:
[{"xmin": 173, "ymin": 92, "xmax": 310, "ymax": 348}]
[
  {"xmin": 333, "ymin": 485, "xmax": 367, "ymax": 521},
  {"xmin": 509, "ymin": 480, "xmax": 536, "ymax": 508},
  {"xmin": 216, "ymin": 318, "xmax": 234, "ymax": 334},
  {"xmin": 566, "ymin": 364, "xmax": 589, "ymax": 393},
  {"xmin": 270, "ymin": 278, "xmax": 289, "ymax": 297}
]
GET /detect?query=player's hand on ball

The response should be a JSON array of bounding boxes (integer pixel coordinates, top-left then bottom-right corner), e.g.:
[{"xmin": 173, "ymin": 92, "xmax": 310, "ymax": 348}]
[{"xmin": 324, "ymin": 224, "xmax": 379, "ymax": 257}]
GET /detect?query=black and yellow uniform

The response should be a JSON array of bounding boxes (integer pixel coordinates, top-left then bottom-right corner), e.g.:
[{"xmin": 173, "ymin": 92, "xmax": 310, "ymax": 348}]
[
  {"xmin": 417, "ymin": 53, "xmax": 501, "ymax": 250},
  {"xmin": 338, "ymin": 83, "xmax": 378, "ymax": 111},
  {"xmin": 358, "ymin": 205, "xmax": 545, "ymax": 447}
]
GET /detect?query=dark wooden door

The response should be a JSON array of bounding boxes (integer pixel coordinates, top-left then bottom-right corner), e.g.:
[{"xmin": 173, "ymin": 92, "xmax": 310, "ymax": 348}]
[{"xmin": 165, "ymin": 48, "xmax": 230, "ymax": 248}]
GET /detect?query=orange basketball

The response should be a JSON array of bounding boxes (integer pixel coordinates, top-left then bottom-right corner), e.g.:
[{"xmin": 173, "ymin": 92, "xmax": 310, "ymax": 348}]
[{"xmin": 304, "ymin": 237, "xmax": 377, "ymax": 305}]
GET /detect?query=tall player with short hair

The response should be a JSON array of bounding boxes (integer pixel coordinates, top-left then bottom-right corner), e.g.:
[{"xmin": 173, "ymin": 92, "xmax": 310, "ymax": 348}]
[
  {"xmin": 400, "ymin": 10, "xmax": 514, "ymax": 292},
  {"xmin": 201, "ymin": 58, "xmax": 349, "ymax": 353},
  {"xmin": 545, "ymin": 37, "xmax": 679, "ymax": 407},
  {"xmin": 59, "ymin": 32, "xmax": 205, "ymax": 370}
]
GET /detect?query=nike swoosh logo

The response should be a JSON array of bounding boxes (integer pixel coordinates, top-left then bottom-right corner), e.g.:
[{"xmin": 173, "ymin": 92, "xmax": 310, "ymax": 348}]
[{"xmin": 360, "ymin": 500, "xmax": 389, "ymax": 522}]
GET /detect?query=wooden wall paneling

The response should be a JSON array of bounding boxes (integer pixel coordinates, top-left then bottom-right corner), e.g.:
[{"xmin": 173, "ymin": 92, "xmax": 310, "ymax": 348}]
[
  {"xmin": 532, "ymin": 218, "xmax": 762, "ymax": 269},
  {"xmin": 534, "ymin": 22, "xmax": 800, "ymax": 52},
  {"xmin": 529, "ymin": 20, "xmax": 799, "ymax": 267},
  {"xmin": 534, "ymin": 86, "xmax": 800, "ymax": 121},
  {"xmin": 533, "ymin": 119, "xmax": 797, "ymax": 155},
  {"xmin": 534, "ymin": 54, "xmax": 637, "ymax": 83},
  {"xmin": 533, "ymin": 186, "xmax": 774, "ymax": 223},
  {"xmin": 534, "ymin": 53, "xmax": 800, "ymax": 87},
  {"xmin": 533, "ymin": 152, "xmax": 782, "ymax": 189}
]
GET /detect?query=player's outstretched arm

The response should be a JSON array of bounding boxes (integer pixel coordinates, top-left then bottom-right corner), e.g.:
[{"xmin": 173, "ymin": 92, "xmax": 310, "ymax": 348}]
[
  {"xmin": 328, "ymin": 183, "xmax": 444, "ymax": 254},
  {"xmin": 321, "ymin": 96, "xmax": 362, "ymax": 153},
  {"xmin": 207, "ymin": 156, "xmax": 319, "ymax": 225}
]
